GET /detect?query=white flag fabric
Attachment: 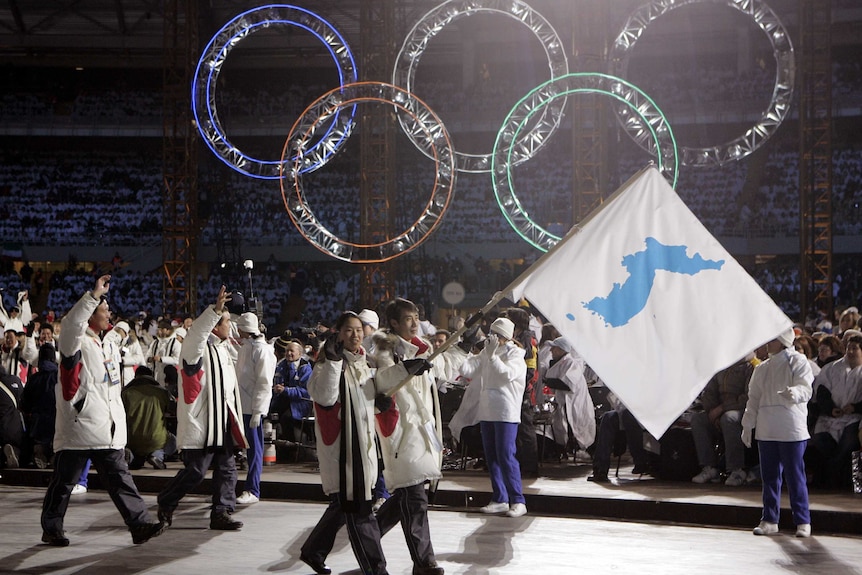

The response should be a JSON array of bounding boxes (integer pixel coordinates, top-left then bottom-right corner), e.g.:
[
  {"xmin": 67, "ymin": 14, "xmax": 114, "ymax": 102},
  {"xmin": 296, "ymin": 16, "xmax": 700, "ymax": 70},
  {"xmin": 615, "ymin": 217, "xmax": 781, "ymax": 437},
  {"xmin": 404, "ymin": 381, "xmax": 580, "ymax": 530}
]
[{"xmin": 509, "ymin": 166, "xmax": 792, "ymax": 439}]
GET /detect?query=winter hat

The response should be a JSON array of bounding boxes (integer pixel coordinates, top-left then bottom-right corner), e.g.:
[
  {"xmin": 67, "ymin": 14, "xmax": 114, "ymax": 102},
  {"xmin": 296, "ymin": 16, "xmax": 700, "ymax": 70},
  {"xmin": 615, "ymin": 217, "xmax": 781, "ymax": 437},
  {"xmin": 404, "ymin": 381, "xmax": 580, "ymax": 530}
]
[
  {"xmin": 489, "ymin": 317, "xmax": 515, "ymax": 340},
  {"xmin": 357, "ymin": 309, "xmax": 379, "ymax": 330},
  {"xmin": 776, "ymin": 328, "xmax": 796, "ymax": 348},
  {"xmin": 4, "ymin": 318, "xmax": 25, "ymax": 334},
  {"xmin": 174, "ymin": 327, "xmax": 187, "ymax": 339},
  {"xmin": 114, "ymin": 321, "xmax": 131, "ymax": 335},
  {"xmin": 236, "ymin": 312, "xmax": 260, "ymax": 336},
  {"xmin": 550, "ymin": 336, "xmax": 573, "ymax": 354}
]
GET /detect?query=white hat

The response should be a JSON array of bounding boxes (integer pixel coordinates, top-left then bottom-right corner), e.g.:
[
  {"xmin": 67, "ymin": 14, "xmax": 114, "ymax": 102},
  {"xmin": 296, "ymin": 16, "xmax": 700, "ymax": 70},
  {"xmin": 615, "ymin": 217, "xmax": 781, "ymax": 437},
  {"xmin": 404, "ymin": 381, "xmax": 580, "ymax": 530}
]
[
  {"xmin": 550, "ymin": 336, "xmax": 573, "ymax": 354},
  {"xmin": 489, "ymin": 317, "xmax": 515, "ymax": 340},
  {"xmin": 236, "ymin": 312, "xmax": 260, "ymax": 336},
  {"xmin": 357, "ymin": 309, "xmax": 379, "ymax": 330},
  {"xmin": 776, "ymin": 328, "xmax": 796, "ymax": 348},
  {"xmin": 174, "ymin": 327, "xmax": 187, "ymax": 339},
  {"xmin": 3, "ymin": 318, "xmax": 25, "ymax": 334},
  {"xmin": 114, "ymin": 321, "xmax": 131, "ymax": 335}
]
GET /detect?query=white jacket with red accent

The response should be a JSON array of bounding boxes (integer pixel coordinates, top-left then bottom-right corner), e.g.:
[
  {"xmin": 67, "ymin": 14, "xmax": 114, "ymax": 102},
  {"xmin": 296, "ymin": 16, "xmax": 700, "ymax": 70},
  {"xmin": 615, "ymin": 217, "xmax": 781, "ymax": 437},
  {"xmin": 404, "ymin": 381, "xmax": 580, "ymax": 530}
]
[
  {"xmin": 55, "ymin": 291, "xmax": 127, "ymax": 451},
  {"xmin": 308, "ymin": 347, "xmax": 379, "ymax": 499},
  {"xmin": 373, "ymin": 332, "xmax": 443, "ymax": 490},
  {"xmin": 177, "ymin": 306, "xmax": 247, "ymax": 450}
]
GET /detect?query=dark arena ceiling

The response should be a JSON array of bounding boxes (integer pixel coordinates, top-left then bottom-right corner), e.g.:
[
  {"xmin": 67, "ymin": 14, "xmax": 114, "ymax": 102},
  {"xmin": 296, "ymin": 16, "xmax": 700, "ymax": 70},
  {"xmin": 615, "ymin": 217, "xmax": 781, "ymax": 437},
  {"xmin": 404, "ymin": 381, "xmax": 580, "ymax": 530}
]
[{"xmin": 4, "ymin": 0, "xmax": 856, "ymax": 71}]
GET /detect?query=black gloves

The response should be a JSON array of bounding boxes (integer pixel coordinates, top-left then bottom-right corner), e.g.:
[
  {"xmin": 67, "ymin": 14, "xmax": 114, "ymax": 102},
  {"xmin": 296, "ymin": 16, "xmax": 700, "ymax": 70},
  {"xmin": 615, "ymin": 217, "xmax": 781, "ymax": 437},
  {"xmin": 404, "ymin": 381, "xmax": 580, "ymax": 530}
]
[
  {"xmin": 457, "ymin": 323, "xmax": 483, "ymax": 353},
  {"xmin": 374, "ymin": 393, "xmax": 393, "ymax": 412},
  {"xmin": 402, "ymin": 358, "xmax": 433, "ymax": 376},
  {"xmin": 544, "ymin": 377, "xmax": 569, "ymax": 391},
  {"xmin": 323, "ymin": 333, "xmax": 343, "ymax": 361}
]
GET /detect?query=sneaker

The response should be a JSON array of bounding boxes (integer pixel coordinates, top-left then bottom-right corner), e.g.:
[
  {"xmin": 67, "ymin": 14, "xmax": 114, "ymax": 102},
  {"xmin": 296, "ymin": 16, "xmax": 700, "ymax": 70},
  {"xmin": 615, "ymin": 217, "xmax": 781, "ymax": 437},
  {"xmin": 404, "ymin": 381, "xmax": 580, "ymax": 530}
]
[
  {"xmin": 506, "ymin": 503, "xmax": 527, "ymax": 518},
  {"xmin": 130, "ymin": 521, "xmax": 166, "ymax": 544},
  {"xmin": 725, "ymin": 468, "xmax": 747, "ymax": 487},
  {"xmin": 236, "ymin": 491, "xmax": 259, "ymax": 505},
  {"xmin": 480, "ymin": 501, "xmax": 510, "ymax": 514},
  {"xmin": 3, "ymin": 444, "xmax": 20, "ymax": 468},
  {"xmin": 796, "ymin": 524, "xmax": 812, "ymax": 538},
  {"xmin": 210, "ymin": 511, "xmax": 243, "ymax": 531},
  {"xmin": 746, "ymin": 468, "xmax": 761, "ymax": 485},
  {"xmin": 34, "ymin": 445, "xmax": 50, "ymax": 469},
  {"xmin": 147, "ymin": 455, "xmax": 166, "ymax": 470},
  {"xmin": 71, "ymin": 484, "xmax": 87, "ymax": 495},
  {"xmin": 372, "ymin": 497, "xmax": 387, "ymax": 513},
  {"xmin": 41, "ymin": 531, "xmax": 70, "ymax": 547},
  {"xmin": 692, "ymin": 466, "xmax": 720, "ymax": 484},
  {"xmin": 753, "ymin": 521, "xmax": 778, "ymax": 536}
]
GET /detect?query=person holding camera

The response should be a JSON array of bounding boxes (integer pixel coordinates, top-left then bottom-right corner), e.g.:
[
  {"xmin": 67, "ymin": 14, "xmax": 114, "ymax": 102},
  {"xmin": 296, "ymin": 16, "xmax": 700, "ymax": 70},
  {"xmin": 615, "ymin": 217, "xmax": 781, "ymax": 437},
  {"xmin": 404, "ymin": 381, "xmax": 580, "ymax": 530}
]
[{"xmin": 157, "ymin": 286, "xmax": 247, "ymax": 531}]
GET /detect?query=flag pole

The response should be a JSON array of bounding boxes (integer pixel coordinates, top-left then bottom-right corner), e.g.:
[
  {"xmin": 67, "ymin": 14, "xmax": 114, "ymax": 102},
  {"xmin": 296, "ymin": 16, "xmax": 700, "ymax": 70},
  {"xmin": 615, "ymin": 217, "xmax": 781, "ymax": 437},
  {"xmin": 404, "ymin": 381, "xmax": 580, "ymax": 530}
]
[{"xmin": 385, "ymin": 164, "xmax": 656, "ymax": 397}]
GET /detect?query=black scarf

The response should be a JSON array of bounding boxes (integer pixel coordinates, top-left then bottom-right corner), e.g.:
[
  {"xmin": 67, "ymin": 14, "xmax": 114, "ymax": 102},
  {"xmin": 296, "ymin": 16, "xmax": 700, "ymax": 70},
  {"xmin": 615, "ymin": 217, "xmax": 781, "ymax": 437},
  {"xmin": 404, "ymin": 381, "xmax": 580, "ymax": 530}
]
[{"xmin": 337, "ymin": 360, "xmax": 367, "ymax": 513}]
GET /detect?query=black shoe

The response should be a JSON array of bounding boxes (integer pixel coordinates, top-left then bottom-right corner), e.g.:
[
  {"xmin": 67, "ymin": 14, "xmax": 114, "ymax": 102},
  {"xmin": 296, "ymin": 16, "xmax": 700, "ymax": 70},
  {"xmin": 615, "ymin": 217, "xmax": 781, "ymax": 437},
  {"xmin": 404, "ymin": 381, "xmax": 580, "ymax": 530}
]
[
  {"xmin": 147, "ymin": 455, "xmax": 167, "ymax": 470},
  {"xmin": 631, "ymin": 464, "xmax": 653, "ymax": 475},
  {"xmin": 157, "ymin": 506, "xmax": 174, "ymax": 527},
  {"xmin": 41, "ymin": 531, "xmax": 70, "ymax": 547},
  {"xmin": 300, "ymin": 553, "xmax": 332, "ymax": 575},
  {"xmin": 210, "ymin": 512, "xmax": 243, "ymax": 531},
  {"xmin": 413, "ymin": 563, "xmax": 445, "ymax": 575},
  {"xmin": 587, "ymin": 474, "xmax": 609, "ymax": 483},
  {"xmin": 131, "ymin": 521, "xmax": 166, "ymax": 544}
]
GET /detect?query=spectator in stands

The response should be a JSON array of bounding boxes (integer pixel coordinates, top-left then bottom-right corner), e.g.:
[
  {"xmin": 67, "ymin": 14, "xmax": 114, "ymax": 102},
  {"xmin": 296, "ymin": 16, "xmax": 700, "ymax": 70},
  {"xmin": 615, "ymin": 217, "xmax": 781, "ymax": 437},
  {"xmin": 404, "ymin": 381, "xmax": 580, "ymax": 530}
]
[
  {"xmin": 20, "ymin": 343, "xmax": 58, "ymax": 469},
  {"xmin": 691, "ymin": 356, "xmax": 756, "ymax": 486},
  {"xmin": 157, "ymin": 286, "xmax": 247, "ymax": 531},
  {"xmin": 40, "ymin": 274, "xmax": 165, "ymax": 546},
  {"xmin": 270, "ymin": 339, "xmax": 313, "ymax": 445},
  {"xmin": 146, "ymin": 318, "xmax": 180, "ymax": 388},
  {"xmin": 0, "ymin": 363, "xmax": 25, "ymax": 469},
  {"xmin": 817, "ymin": 335, "xmax": 844, "ymax": 368},
  {"xmin": 542, "ymin": 337, "xmax": 596, "ymax": 460},
  {"xmin": 235, "ymin": 312, "xmax": 276, "ymax": 505},
  {"xmin": 588, "ymin": 392, "xmax": 653, "ymax": 482},
  {"xmin": 121, "ymin": 366, "xmax": 174, "ymax": 470},
  {"xmin": 742, "ymin": 329, "xmax": 813, "ymax": 538},
  {"xmin": 809, "ymin": 335, "xmax": 862, "ymax": 490}
]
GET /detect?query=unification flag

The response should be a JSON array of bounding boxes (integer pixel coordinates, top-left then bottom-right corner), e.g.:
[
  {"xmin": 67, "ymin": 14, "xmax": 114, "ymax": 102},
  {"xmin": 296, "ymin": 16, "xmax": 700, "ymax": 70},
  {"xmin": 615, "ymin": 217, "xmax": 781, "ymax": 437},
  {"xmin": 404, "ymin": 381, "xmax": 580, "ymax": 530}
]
[{"xmin": 509, "ymin": 166, "xmax": 792, "ymax": 439}]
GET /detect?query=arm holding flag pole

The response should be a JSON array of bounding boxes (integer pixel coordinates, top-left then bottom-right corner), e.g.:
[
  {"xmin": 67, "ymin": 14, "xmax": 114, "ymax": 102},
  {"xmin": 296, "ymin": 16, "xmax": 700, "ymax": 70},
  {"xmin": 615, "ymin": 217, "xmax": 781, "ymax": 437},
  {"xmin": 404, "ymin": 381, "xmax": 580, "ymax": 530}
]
[{"xmin": 384, "ymin": 164, "xmax": 656, "ymax": 399}]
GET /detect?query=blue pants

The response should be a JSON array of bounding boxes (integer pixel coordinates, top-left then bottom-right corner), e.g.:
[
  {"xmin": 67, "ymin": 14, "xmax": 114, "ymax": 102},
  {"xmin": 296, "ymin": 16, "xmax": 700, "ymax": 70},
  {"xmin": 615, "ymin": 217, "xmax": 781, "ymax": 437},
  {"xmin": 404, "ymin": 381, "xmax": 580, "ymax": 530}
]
[
  {"xmin": 481, "ymin": 421, "xmax": 524, "ymax": 505},
  {"xmin": 243, "ymin": 413, "xmax": 264, "ymax": 497},
  {"xmin": 78, "ymin": 459, "xmax": 92, "ymax": 487},
  {"xmin": 758, "ymin": 440, "xmax": 810, "ymax": 526}
]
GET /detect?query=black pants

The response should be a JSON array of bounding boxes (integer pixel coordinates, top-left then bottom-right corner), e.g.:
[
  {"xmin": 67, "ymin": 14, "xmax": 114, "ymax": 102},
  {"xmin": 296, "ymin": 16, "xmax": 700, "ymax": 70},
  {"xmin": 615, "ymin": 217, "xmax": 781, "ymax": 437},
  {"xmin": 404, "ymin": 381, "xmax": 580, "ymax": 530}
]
[
  {"xmin": 157, "ymin": 447, "xmax": 237, "ymax": 515},
  {"xmin": 375, "ymin": 483, "xmax": 436, "ymax": 570},
  {"xmin": 302, "ymin": 495, "xmax": 388, "ymax": 575},
  {"xmin": 41, "ymin": 448, "xmax": 152, "ymax": 535},
  {"xmin": 515, "ymin": 401, "xmax": 538, "ymax": 475}
]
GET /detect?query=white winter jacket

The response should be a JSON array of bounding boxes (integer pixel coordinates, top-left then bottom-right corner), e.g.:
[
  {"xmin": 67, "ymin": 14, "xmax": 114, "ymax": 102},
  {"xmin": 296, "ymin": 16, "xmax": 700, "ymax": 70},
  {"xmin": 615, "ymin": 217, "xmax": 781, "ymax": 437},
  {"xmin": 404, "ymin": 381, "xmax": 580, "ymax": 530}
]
[
  {"xmin": 742, "ymin": 348, "xmax": 813, "ymax": 442},
  {"xmin": 459, "ymin": 340, "xmax": 526, "ymax": 424},
  {"xmin": 308, "ymin": 348, "xmax": 379, "ymax": 499},
  {"xmin": 54, "ymin": 292, "xmax": 127, "ymax": 451},
  {"xmin": 236, "ymin": 335, "xmax": 277, "ymax": 417},
  {"xmin": 373, "ymin": 333, "xmax": 443, "ymax": 490},
  {"xmin": 176, "ymin": 306, "xmax": 247, "ymax": 450}
]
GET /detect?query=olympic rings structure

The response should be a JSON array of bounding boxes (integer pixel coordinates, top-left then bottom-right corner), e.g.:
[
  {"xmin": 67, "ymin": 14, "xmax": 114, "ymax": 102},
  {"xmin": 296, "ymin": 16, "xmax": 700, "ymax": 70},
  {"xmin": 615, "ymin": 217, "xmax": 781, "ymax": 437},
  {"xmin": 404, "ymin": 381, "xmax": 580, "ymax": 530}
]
[
  {"xmin": 392, "ymin": 0, "xmax": 569, "ymax": 174},
  {"xmin": 610, "ymin": 0, "xmax": 795, "ymax": 167},
  {"xmin": 192, "ymin": 4, "xmax": 358, "ymax": 179},
  {"xmin": 493, "ymin": 73, "xmax": 678, "ymax": 252},
  {"xmin": 195, "ymin": 0, "xmax": 796, "ymax": 260},
  {"xmin": 280, "ymin": 82, "xmax": 456, "ymax": 264}
]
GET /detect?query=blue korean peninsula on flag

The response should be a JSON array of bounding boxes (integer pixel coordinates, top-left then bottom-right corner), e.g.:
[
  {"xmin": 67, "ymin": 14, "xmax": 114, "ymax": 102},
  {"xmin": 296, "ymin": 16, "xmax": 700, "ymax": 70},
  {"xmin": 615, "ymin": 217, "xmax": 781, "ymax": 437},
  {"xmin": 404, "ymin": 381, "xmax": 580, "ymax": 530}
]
[{"xmin": 509, "ymin": 166, "xmax": 792, "ymax": 439}]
